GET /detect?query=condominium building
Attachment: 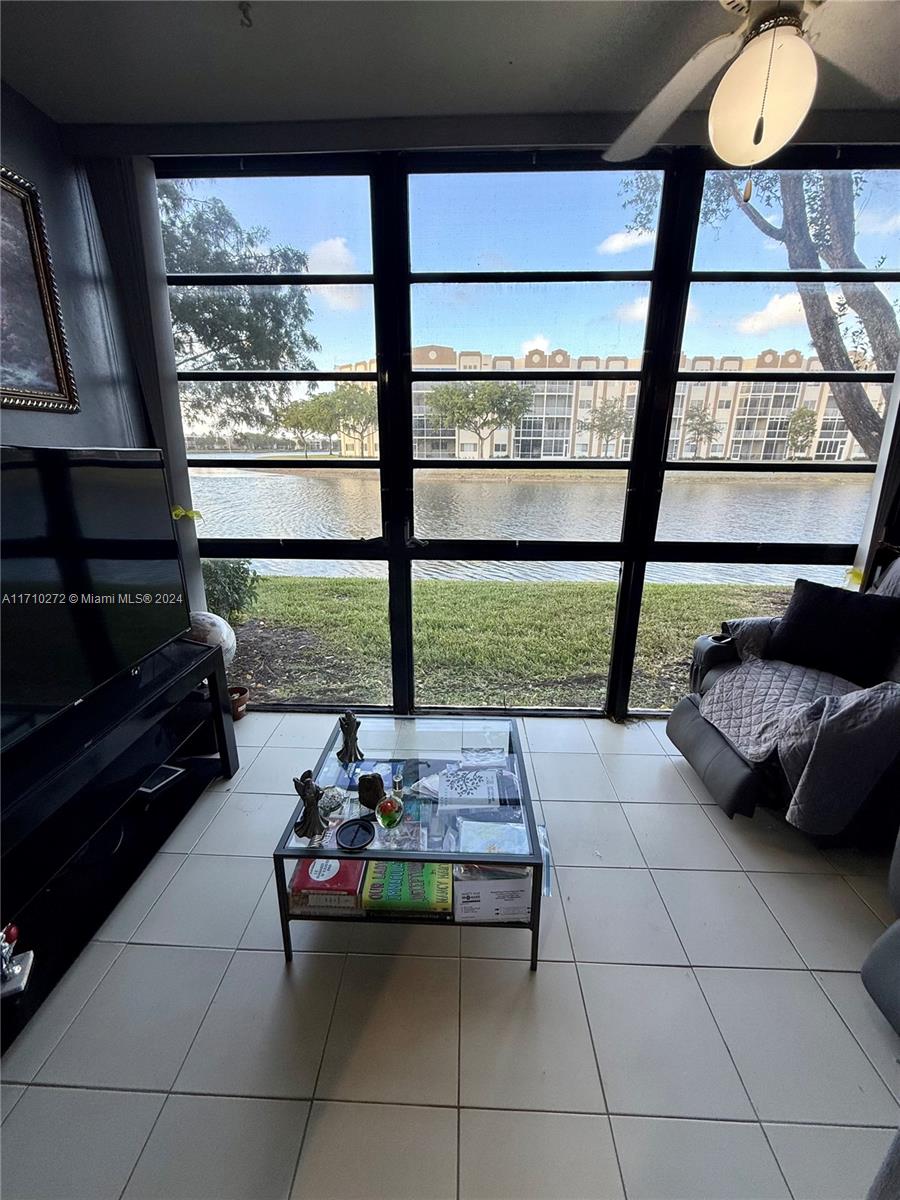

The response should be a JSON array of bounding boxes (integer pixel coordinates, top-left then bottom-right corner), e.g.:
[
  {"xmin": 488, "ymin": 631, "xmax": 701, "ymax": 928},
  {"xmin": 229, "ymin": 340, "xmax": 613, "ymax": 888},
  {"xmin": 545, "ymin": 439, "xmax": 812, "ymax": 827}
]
[{"xmin": 341, "ymin": 344, "xmax": 885, "ymax": 462}]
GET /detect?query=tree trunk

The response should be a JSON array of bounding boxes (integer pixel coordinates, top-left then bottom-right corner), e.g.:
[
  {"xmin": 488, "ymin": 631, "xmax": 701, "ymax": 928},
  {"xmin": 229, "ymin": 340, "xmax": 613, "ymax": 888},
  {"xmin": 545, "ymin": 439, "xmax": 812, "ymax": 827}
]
[
  {"xmin": 779, "ymin": 175, "xmax": 884, "ymax": 460},
  {"xmin": 818, "ymin": 173, "xmax": 900, "ymax": 375}
]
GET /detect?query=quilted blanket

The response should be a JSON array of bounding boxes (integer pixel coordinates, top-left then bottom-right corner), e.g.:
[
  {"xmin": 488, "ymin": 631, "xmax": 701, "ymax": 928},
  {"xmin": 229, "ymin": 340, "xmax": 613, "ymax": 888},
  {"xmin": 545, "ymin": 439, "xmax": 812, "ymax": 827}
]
[{"xmin": 699, "ymin": 656, "xmax": 900, "ymax": 834}]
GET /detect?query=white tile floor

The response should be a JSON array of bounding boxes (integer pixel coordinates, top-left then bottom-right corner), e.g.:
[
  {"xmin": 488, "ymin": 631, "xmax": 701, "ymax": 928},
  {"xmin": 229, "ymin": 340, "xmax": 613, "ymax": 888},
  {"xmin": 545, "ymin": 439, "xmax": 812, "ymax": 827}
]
[{"xmin": 2, "ymin": 713, "xmax": 897, "ymax": 1200}]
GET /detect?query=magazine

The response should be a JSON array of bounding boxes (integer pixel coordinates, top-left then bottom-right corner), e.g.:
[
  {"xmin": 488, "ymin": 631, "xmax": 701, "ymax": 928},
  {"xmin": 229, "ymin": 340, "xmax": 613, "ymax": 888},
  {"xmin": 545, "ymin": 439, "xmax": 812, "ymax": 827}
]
[
  {"xmin": 438, "ymin": 767, "xmax": 501, "ymax": 805},
  {"xmin": 457, "ymin": 818, "xmax": 530, "ymax": 856}
]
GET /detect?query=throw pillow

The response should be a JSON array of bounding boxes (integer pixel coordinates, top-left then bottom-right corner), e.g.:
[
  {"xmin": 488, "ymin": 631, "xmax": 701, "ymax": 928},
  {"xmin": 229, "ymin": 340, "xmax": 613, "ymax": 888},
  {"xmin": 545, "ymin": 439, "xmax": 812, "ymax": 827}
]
[{"xmin": 766, "ymin": 578, "xmax": 900, "ymax": 687}]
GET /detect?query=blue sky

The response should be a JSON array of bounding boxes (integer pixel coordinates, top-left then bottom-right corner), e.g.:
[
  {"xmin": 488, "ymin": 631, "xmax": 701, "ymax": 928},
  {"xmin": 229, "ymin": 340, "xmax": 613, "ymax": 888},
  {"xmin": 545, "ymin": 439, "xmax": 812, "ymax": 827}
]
[{"xmin": 173, "ymin": 171, "xmax": 899, "ymax": 368}]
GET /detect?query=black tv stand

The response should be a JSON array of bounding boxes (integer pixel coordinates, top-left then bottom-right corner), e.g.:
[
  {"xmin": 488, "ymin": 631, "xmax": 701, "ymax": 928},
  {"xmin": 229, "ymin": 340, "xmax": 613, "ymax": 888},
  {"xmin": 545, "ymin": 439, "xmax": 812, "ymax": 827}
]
[{"xmin": 1, "ymin": 638, "xmax": 238, "ymax": 1051}]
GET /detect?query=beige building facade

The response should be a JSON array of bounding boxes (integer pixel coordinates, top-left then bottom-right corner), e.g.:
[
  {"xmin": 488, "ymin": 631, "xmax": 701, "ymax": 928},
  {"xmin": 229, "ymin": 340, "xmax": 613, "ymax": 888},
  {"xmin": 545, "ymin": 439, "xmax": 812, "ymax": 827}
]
[{"xmin": 338, "ymin": 345, "xmax": 885, "ymax": 462}]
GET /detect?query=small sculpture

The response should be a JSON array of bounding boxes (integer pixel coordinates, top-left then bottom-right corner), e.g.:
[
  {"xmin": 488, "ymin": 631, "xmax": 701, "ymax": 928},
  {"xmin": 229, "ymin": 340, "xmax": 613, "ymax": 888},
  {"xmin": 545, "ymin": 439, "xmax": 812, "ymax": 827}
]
[
  {"xmin": 336, "ymin": 709, "xmax": 364, "ymax": 766},
  {"xmin": 357, "ymin": 771, "xmax": 387, "ymax": 812},
  {"xmin": 293, "ymin": 770, "xmax": 328, "ymax": 845},
  {"xmin": 0, "ymin": 923, "xmax": 33, "ymax": 999}
]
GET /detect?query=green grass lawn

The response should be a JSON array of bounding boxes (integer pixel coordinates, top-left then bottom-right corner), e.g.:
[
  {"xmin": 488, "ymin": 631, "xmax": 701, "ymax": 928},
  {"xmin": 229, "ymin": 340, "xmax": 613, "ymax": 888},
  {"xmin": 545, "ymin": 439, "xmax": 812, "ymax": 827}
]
[{"xmin": 230, "ymin": 575, "xmax": 792, "ymax": 710}]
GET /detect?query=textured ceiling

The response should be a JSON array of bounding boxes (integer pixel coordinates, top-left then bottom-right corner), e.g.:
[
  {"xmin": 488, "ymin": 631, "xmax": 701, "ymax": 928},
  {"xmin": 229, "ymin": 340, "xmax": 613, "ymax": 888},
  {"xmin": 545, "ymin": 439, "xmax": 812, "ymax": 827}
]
[{"xmin": 1, "ymin": 0, "xmax": 897, "ymax": 127}]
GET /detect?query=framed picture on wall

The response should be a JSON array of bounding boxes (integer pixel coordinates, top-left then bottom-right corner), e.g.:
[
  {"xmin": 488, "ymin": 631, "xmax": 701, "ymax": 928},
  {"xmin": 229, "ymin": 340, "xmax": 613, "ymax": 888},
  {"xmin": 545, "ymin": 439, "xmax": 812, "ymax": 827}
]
[{"xmin": 1, "ymin": 166, "xmax": 79, "ymax": 413}]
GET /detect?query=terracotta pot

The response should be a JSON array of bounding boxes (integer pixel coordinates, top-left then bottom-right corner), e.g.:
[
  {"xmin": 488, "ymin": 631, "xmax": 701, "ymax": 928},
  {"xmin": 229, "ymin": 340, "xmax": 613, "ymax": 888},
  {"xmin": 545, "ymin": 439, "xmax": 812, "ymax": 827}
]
[{"xmin": 228, "ymin": 686, "xmax": 250, "ymax": 721}]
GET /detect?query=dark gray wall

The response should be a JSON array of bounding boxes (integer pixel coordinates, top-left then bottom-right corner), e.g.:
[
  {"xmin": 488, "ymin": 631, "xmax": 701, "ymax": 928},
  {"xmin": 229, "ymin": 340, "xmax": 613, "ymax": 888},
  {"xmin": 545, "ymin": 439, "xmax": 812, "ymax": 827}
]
[{"xmin": 1, "ymin": 84, "xmax": 149, "ymax": 448}]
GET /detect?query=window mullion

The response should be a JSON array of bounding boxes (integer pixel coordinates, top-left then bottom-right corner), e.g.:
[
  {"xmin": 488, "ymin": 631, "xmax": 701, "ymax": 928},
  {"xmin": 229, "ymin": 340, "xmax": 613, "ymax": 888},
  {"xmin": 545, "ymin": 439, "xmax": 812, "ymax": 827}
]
[
  {"xmin": 607, "ymin": 153, "xmax": 707, "ymax": 719},
  {"xmin": 371, "ymin": 155, "xmax": 415, "ymax": 713}
]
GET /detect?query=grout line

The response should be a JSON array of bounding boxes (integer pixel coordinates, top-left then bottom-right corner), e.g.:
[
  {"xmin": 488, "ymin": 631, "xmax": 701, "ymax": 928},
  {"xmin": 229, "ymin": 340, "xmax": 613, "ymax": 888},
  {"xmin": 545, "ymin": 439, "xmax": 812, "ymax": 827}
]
[
  {"xmin": 8, "ymin": 941, "xmax": 128, "ymax": 1086},
  {"xmin": 841, "ymin": 874, "xmax": 892, "ymax": 928},
  {"xmin": 14, "ymin": 1079, "xmax": 900, "ymax": 1128},
  {"xmin": 118, "ymin": 867, "xmax": 272, "ymax": 1185},
  {"xmin": 741, "ymin": 871, "xmax": 840, "ymax": 975},
  {"xmin": 288, "ymin": 948, "xmax": 351, "ymax": 1196},
  {"xmin": 285, "ymin": 1097, "xmax": 315, "ymax": 1200},
  {"xmin": 0, "ymin": 1083, "xmax": 28, "ymax": 1125},
  {"xmin": 690, "ymin": 800, "xmax": 744, "ymax": 867},
  {"xmin": 555, "ymin": 857, "xmax": 628, "ymax": 1199},
  {"xmin": 88, "ymin": 942, "xmax": 853, "ymax": 971},
  {"xmin": 123, "ymin": 852, "xmax": 195, "ymax": 942},
  {"xmin": 625, "ymin": 817, "xmax": 798, "ymax": 1197},
  {"xmin": 808, "ymin": 971, "xmax": 900, "ymax": 1104},
  {"xmin": 457, "ymin": 918, "xmax": 465, "ymax": 1200},
  {"xmin": 167, "ymin": 948, "xmax": 238, "ymax": 1086},
  {"xmin": 115, "ymin": 1088, "xmax": 170, "ymax": 1200}
]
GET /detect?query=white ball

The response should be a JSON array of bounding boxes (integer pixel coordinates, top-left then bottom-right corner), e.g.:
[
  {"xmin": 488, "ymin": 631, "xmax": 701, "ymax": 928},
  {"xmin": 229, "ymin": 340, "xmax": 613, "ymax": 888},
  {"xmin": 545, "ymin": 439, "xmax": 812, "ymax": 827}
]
[{"xmin": 188, "ymin": 610, "xmax": 237, "ymax": 668}]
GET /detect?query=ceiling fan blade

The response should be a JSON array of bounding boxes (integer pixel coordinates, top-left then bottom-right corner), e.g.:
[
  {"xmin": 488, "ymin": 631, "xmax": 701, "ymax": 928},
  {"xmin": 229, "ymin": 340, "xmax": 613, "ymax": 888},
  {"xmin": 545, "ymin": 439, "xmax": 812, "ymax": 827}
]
[
  {"xmin": 804, "ymin": 0, "xmax": 899, "ymax": 100},
  {"xmin": 603, "ymin": 29, "xmax": 745, "ymax": 162}
]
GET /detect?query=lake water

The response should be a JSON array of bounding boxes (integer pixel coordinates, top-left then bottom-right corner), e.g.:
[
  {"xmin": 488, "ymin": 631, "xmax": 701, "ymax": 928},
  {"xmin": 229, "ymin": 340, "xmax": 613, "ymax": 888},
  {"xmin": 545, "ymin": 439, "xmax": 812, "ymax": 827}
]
[{"xmin": 189, "ymin": 467, "xmax": 868, "ymax": 586}]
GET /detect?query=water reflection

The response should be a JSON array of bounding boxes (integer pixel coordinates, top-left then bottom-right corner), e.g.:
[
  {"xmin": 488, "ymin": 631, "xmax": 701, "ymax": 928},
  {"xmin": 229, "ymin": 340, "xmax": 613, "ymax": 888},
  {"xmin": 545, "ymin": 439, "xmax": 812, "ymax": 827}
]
[{"xmin": 189, "ymin": 466, "xmax": 869, "ymax": 584}]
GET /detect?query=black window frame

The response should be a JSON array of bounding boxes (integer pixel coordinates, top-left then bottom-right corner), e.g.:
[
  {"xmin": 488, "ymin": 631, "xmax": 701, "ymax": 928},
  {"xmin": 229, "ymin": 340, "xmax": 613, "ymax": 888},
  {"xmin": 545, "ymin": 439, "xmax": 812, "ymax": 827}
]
[{"xmin": 155, "ymin": 144, "xmax": 899, "ymax": 719}]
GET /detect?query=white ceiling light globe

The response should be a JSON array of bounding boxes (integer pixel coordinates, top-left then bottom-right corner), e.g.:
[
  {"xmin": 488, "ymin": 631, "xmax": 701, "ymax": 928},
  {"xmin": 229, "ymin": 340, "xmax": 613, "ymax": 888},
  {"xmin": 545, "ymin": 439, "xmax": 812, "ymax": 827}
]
[{"xmin": 709, "ymin": 24, "xmax": 818, "ymax": 167}]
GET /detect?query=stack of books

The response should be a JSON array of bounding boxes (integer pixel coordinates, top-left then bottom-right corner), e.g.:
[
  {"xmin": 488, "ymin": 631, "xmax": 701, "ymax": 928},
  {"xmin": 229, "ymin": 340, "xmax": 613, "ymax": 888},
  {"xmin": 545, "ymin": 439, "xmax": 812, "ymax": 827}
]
[
  {"xmin": 289, "ymin": 859, "xmax": 364, "ymax": 916},
  {"xmin": 361, "ymin": 861, "xmax": 453, "ymax": 918}
]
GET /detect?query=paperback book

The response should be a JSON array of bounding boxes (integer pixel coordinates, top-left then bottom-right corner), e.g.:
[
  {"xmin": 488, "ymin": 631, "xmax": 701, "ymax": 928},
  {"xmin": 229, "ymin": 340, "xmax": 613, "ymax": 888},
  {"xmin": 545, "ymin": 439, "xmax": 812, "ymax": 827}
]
[{"xmin": 362, "ymin": 861, "xmax": 453, "ymax": 913}]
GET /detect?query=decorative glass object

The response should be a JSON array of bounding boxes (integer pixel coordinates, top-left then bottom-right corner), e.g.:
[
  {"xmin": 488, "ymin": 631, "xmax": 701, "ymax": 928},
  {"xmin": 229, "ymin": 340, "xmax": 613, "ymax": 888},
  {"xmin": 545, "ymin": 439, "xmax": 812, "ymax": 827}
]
[{"xmin": 375, "ymin": 795, "xmax": 404, "ymax": 829}]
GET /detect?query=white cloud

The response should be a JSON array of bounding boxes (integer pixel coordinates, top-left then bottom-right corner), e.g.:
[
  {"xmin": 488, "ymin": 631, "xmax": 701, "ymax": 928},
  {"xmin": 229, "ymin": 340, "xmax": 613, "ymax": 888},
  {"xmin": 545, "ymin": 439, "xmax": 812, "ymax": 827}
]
[
  {"xmin": 307, "ymin": 236, "xmax": 355, "ymax": 274},
  {"xmin": 736, "ymin": 290, "xmax": 842, "ymax": 335},
  {"xmin": 616, "ymin": 296, "xmax": 649, "ymax": 322},
  {"xmin": 616, "ymin": 295, "xmax": 699, "ymax": 324},
  {"xmin": 521, "ymin": 333, "xmax": 550, "ymax": 355},
  {"xmin": 857, "ymin": 210, "xmax": 900, "ymax": 236},
  {"xmin": 596, "ymin": 229, "xmax": 655, "ymax": 255},
  {"xmin": 737, "ymin": 292, "xmax": 803, "ymax": 333},
  {"xmin": 306, "ymin": 237, "xmax": 363, "ymax": 311}
]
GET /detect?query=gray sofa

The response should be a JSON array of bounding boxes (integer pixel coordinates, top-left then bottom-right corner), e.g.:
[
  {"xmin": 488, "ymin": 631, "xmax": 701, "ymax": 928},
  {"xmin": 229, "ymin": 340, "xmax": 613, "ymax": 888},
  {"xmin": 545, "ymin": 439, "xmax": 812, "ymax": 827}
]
[
  {"xmin": 861, "ymin": 827, "xmax": 900, "ymax": 1035},
  {"xmin": 666, "ymin": 560, "xmax": 900, "ymax": 835}
]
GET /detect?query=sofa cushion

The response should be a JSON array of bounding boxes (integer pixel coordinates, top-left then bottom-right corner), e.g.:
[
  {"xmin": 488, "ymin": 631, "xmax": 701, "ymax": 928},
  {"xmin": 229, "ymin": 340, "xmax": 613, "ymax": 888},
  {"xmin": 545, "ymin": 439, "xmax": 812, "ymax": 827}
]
[
  {"xmin": 766, "ymin": 579, "xmax": 900, "ymax": 687},
  {"xmin": 872, "ymin": 556, "xmax": 900, "ymax": 599}
]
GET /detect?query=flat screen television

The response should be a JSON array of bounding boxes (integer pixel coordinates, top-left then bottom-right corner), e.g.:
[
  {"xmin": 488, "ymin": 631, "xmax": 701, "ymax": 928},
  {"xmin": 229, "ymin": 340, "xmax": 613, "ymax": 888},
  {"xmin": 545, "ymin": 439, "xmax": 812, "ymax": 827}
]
[{"xmin": 1, "ymin": 446, "xmax": 191, "ymax": 750}]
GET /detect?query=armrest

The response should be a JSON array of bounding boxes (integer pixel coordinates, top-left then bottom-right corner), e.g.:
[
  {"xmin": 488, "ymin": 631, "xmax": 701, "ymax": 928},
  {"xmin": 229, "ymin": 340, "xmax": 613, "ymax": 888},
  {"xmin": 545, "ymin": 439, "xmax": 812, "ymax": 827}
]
[{"xmin": 690, "ymin": 634, "xmax": 739, "ymax": 693}]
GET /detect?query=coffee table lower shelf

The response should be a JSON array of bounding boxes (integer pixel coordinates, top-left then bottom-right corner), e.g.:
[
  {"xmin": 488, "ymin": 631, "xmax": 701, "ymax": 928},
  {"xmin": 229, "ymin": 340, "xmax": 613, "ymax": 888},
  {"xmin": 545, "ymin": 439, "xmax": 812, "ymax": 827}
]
[{"xmin": 275, "ymin": 863, "xmax": 544, "ymax": 970}]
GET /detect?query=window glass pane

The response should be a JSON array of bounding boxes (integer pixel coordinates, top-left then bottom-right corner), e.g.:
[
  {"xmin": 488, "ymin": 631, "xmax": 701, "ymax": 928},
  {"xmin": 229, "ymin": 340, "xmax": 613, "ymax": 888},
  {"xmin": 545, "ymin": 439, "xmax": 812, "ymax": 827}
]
[
  {"xmin": 412, "ymin": 283, "xmax": 650, "ymax": 365},
  {"xmin": 414, "ymin": 469, "xmax": 627, "ymax": 541},
  {"xmin": 180, "ymin": 381, "xmax": 378, "ymax": 459},
  {"xmin": 681, "ymin": 280, "xmax": 898, "ymax": 373},
  {"xmin": 205, "ymin": 559, "xmax": 390, "ymax": 705},
  {"xmin": 409, "ymin": 170, "xmax": 662, "ymax": 270},
  {"xmin": 190, "ymin": 468, "xmax": 381, "ymax": 539},
  {"xmin": 631, "ymin": 562, "xmax": 848, "ymax": 711},
  {"xmin": 411, "ymin": 377, "xmax": 637, "ymax": 461},
  {"xmin": 666, "ymin": 377, "xmax": 883, "ymax": 465},
  {"xmin": 158, "ymin": 176, "xmax": 372, "ymax": 272},
  {"xmin": 169, "ymin": 284, "xmax": 375, "ymax": 372},
  {"xmin": 693, "ymin": 169, "xmax": 900, "ymax": 271},
  {"xmin": 412, "ymin": 561, "xmax": 619, "ymax": 708},
  {"xmin": 657, "ymin": 471, "xmax": 871, "ymax": 543}
]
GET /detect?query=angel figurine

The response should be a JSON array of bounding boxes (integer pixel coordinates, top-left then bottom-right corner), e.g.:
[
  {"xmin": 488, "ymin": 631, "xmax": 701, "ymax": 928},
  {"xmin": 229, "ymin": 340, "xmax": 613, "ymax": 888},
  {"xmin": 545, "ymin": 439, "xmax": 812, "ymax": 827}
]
[
  {"xmin": 336, "ymin": 709, "xmax": 364, "ymax": 766},
  {"xmin": 292, "ymin": 770, "xmax": 328, "ymax": 845}
]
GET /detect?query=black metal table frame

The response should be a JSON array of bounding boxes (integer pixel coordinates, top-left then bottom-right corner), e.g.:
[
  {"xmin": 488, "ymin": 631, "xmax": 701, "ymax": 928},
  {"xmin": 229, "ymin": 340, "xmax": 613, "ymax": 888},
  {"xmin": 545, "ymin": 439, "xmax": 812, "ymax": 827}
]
[{"xmin": 273, "ymin": 718, "xmax": 545, "ymax": 969}]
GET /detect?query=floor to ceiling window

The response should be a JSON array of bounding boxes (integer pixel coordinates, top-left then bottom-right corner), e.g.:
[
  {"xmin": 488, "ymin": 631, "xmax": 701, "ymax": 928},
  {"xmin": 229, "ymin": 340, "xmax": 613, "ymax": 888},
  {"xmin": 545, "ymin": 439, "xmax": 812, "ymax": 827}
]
[
  {"xmin": 630, "ymin": 165, "xmax": 898, "ymax": 710},
  {"xmin": 155, "ymin": 151, "xmax": 898, "ymax": 717}
]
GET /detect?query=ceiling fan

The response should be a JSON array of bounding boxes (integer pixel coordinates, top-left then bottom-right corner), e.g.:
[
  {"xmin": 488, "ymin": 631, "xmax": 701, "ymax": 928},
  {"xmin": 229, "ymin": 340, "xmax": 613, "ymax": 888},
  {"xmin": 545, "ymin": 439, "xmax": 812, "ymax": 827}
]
[{"xmin": 603, "ymin": 0, "xmax": 886, "ymax": 166}]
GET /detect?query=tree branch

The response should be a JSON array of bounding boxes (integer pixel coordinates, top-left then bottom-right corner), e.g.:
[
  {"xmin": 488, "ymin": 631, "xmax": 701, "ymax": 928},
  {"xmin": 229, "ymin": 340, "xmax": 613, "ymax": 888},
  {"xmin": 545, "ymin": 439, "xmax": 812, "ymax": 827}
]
[{"xmin": 725, "ymin": 175, "xmax": 784, "ymax": 242}]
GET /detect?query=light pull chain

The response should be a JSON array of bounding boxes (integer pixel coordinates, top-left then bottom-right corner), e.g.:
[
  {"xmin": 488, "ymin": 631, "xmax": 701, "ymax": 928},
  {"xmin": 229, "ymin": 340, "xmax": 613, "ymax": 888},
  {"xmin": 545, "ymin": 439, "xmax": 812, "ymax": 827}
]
[{"xmin": 754, "ymin": 0, "xmax": 781, "ymax": 146}]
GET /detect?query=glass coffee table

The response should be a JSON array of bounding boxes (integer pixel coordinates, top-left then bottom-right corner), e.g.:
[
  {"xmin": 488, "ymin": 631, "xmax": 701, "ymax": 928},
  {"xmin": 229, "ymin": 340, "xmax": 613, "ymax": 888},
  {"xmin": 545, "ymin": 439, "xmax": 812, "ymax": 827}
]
[{"xmin": 274, "ymin": 716, "xmax": 548, "ymax": 969}]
